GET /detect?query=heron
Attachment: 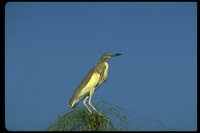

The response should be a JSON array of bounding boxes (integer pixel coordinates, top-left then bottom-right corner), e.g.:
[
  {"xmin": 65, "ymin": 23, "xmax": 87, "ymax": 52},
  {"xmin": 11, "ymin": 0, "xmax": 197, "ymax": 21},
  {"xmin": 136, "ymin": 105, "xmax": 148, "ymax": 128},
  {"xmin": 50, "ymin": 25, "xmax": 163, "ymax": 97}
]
[{"xmin": 68, "ymin": 53, "xmax": 122, "ymax": 114}]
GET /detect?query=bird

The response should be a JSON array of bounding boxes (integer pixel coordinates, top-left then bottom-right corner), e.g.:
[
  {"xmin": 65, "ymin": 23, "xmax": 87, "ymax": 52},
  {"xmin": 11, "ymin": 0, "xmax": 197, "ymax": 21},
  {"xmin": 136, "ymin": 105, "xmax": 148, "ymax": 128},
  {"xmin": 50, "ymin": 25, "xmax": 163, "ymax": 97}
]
[{"xmin": 68, "ymin": 53, "xmax": 122, "ymax": 114}]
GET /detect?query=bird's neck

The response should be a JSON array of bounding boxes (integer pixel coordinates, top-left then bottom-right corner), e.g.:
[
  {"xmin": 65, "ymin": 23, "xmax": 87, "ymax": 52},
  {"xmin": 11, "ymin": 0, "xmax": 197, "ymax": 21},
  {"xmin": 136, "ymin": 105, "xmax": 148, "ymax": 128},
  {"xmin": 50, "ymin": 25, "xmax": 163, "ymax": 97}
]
[{"xmin": 95, "ymin": 61, "xmax": 108, "ymax": 73}]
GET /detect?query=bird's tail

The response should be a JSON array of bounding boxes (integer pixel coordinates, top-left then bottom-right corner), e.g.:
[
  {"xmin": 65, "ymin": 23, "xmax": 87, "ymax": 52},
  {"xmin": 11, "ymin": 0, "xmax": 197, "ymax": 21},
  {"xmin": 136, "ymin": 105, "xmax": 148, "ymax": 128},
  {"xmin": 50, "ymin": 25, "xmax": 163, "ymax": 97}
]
[{"xmin": 68, "ymin": 97, "xmax": 78, "ymax": 108}]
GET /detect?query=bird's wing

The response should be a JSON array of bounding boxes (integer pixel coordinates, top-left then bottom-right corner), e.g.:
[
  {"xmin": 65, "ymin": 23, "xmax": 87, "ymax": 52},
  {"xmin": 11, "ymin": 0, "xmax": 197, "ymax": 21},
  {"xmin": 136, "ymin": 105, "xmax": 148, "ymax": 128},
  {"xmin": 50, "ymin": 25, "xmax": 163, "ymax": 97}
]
[
  {"xmin": 79, "ymin": 72, "xmax": 100, "ymax": 96},
  {"xmin": 69, "ymin": 69, "xmax": 100, "ymax": 102}
]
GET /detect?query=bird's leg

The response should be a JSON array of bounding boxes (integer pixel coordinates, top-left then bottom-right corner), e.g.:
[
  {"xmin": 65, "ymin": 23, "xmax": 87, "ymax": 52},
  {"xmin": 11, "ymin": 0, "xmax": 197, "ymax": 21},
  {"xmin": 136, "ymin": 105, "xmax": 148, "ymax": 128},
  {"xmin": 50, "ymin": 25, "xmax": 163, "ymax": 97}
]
[
  {"xmin": 83, "ymin": 96, "xmax": 92, "ymax": 113},
  {"xmin": 88, "ymin": 89, "xmax": 102, "ymax": 115}
]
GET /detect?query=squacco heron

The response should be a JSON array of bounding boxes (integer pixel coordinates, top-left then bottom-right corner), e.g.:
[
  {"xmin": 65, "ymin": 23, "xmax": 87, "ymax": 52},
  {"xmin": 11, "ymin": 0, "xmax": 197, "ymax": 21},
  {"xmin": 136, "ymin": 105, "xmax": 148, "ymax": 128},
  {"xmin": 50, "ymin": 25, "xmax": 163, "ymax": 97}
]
[{"xmin": 68, "ymin": 53, "xmax": 122, "ymax": 114}]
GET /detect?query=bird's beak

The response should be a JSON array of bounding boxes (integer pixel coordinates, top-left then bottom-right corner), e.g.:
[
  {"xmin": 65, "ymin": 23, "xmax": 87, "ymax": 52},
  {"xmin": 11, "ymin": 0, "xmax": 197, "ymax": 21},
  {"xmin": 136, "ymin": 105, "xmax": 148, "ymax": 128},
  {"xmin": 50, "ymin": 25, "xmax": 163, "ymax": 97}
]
[{"xmin": 111, "ymin": 53, "xmax": 122, "ymax": 57}]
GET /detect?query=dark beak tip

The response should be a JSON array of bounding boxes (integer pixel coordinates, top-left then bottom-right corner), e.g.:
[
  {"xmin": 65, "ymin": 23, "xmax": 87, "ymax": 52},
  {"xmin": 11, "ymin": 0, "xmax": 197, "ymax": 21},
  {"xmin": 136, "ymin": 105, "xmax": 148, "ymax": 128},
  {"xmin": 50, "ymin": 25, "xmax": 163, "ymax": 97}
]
[{"xmin": 116, "ymin": 53, "xmax": 122, "ymax": 56}]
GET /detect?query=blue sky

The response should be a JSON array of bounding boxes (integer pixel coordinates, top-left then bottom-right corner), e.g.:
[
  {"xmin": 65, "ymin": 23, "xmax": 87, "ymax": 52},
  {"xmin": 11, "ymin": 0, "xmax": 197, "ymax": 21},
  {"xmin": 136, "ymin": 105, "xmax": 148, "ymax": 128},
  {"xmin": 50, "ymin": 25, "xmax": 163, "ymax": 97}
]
[{"xmin": 5, "ymin": 2, "xmax": 197, "ymax": 131}]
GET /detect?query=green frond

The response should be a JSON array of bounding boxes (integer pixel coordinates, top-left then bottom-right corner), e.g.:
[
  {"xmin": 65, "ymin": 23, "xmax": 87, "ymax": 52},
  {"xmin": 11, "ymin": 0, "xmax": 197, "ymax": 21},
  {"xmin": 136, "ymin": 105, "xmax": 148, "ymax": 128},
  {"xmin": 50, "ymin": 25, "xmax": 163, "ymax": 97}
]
[{"xmin": 46, "ymin": 100, "xmax": 131, "ymax": 131}]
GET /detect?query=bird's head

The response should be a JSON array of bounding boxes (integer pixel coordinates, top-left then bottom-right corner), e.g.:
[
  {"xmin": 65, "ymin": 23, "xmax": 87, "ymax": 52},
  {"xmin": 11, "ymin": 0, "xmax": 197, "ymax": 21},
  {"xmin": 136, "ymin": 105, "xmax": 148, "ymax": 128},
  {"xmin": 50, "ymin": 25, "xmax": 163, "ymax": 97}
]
[{"xmin": 101, "ymin": 53, "xmax": 122, "ymax": 61}]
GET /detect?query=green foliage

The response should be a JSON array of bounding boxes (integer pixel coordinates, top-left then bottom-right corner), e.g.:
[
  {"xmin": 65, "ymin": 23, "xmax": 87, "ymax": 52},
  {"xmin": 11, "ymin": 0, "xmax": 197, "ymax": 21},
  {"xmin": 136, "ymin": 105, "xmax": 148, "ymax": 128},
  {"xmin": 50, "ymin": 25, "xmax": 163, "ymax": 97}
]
[{"xmin": 46, "ymin": 100, "xmax": 131, "ymax": 131}]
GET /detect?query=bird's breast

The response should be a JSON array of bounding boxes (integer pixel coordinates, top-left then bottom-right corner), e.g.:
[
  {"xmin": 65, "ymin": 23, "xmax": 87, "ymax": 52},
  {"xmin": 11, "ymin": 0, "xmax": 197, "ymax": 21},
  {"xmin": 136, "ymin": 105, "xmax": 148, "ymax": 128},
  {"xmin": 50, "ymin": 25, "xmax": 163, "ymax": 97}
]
[
  {"xmin": 103, "ymin": 62, "xmax": 109, "ymax": 80},
  {"xmin": 98, "ymin": 62, "xmax": 109, "ymax": 85}
]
